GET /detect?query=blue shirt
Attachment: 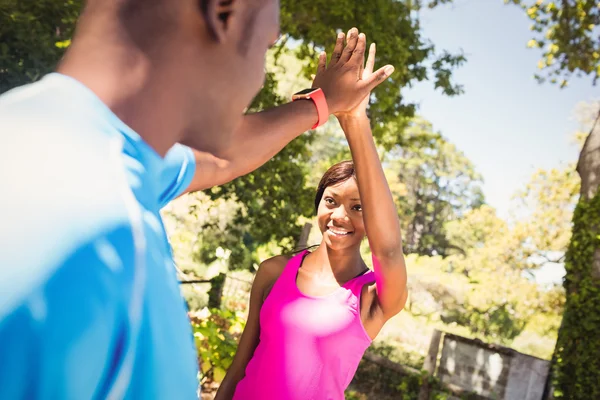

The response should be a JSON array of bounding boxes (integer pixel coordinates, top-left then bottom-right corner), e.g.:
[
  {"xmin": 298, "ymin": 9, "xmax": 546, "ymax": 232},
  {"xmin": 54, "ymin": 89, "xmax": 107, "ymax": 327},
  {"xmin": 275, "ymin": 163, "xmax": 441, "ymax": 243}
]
[{"xmin": 0, "ymin": 74, "xmax": 199, "ymax": 399}]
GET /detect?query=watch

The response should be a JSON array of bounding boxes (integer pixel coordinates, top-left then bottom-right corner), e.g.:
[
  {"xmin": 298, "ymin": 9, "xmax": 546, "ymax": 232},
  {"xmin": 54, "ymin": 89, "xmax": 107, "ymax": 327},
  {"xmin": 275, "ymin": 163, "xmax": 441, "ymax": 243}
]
[{"xmin": 292, "ymin": 88, "xmax": 329, "ymax": 129}]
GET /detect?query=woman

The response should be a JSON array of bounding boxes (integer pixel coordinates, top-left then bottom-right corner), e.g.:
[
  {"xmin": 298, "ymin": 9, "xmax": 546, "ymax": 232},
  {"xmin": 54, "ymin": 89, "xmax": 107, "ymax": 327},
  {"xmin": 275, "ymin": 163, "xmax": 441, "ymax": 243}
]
[{"xmin": 215, "ymin": 36, "xmax": 408, "ymax": 400}]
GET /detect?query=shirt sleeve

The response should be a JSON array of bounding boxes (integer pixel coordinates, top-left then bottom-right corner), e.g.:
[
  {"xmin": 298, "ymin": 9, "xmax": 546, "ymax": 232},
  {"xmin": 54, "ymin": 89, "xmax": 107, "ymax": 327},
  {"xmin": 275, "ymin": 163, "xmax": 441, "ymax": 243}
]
[{"xmin": 159, "ymin": 144, "xmax": 196, "ymax": 208}]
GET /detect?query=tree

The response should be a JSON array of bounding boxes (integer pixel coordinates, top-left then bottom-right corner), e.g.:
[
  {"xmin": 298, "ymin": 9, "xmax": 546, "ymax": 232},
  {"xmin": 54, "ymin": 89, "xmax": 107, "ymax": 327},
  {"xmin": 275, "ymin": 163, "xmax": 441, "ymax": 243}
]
[
  {"xmin": 548, "ymin": 107, "xmax": 600, "ymax": 399},
  {"xmin": 206, "ymin": 0, "xmax": 468, "ymax": 269},
  {"xmin": 0, "ymin": 0, "xmax": 466, "ymax": 272},
  {"xmin": 409, "ymin": 206, "xmax": 562, "ymax": 345},
  {"xmin": 387, "ymin": 118, "xmax": 484, "ymax": 256},
  {"xmin": 507, "ymin": 0, "xmax": 600, "ymax": 395},
  {"xmin": 508, "ymin": 0, "xmax": 600, "ymax": 86},
  {"xmin": 511, "ymin": 165, "xmax": 580, "ymax": 267},
  {"xmin": 279, "ymin": 0, "xmax": 465, "ymax": 128},
  {"xmin": 0, "ymin": 0, "xmax": 81, "ymax": 93}
]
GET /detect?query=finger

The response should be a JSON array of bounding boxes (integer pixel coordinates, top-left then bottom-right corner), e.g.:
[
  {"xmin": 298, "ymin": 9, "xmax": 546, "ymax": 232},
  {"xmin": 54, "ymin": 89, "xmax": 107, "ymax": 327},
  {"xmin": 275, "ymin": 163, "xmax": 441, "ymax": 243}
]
[
  {"xmin": 364, "ymin": 43, "xmax": 376, "ymax": 77},
  {"xmin": 330, "ymin": 32, "xmax": 345, "ymax": 66},
  {"xmin": 340, "ymin": 27, "xmax": 359, "ymax": 63},
  {"xmin": 317, "ymin": 51, "xmax": 327, "ymax": 74},
  {"xmin": 351, "ymin": 33, "xmax": 367, "ymax": 71},
  {"xmin": 362, "ymin": 65, "xmax": 395, "ymax": 91},
  {"xmin": 359, "ymin": 57, "xmax": 365, "ymax": 82}
]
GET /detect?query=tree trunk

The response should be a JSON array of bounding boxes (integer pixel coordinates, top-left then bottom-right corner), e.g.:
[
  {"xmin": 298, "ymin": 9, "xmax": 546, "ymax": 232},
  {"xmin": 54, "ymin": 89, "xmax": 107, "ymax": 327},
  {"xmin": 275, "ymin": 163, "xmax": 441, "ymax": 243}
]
[
  {"xmin": 550, "ymin": 109, "xmax": 600, "ymax": 399},
  {"xmin": 577, "ymin": 110, "xmax": 600, "ymax": 202},
  {"xmin": 208, "ymin": 273, "xmax": 226, "ymax": 309},
  {"xmin": 295, "ymin": 223, "xmax": 312, "ymax": 251}
]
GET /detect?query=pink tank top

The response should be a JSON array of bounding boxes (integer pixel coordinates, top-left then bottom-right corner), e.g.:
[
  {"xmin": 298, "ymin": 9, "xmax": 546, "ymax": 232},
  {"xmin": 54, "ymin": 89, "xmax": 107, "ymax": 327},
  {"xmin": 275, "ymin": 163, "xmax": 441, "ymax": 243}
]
[{"xmin": 233, "ymin": 250, "xmax": 374, "ymax": 400}]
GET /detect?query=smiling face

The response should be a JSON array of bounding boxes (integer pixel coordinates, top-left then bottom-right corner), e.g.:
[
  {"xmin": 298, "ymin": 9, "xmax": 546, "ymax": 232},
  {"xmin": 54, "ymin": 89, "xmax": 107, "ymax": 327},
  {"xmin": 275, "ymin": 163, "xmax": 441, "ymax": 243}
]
[{"xmin": 315, "ymin": 161, "xmax": 365, "ymax": 252}]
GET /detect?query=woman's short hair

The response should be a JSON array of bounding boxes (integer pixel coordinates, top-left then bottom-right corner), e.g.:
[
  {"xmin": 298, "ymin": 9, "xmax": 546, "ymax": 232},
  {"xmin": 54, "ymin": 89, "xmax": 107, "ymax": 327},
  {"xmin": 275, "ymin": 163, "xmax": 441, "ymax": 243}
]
[{"xmin": 314, "ymin": 160, "xmax": 356, "ymax": 213}]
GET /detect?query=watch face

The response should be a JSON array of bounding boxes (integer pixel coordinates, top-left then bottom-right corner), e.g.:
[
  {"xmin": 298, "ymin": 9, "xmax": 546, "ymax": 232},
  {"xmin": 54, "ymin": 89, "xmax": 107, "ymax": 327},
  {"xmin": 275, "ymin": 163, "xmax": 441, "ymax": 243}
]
[{"xmin": 294, "ymin": 88, "xmax": 317, "ymax": 96}]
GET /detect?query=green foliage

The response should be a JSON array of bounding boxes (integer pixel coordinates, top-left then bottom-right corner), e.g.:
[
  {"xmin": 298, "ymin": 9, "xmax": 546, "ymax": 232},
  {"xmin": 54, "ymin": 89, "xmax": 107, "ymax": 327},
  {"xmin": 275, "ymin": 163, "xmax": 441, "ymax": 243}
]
[
  {"xmin": 512, "ymin": 165, "xmax": 580, "ymax": 261},
  {"xmin": 388, "ymin": 118, "xmax": 484, "ymax": 256},
  {"xmin": 190, "ymin": 308, "xmax": 245, "ymax": 385},
  {"xmin": 280, "ymin": 0, "xmax": 465, "ymax": 132},
  {"xmin": 0, "ymin": 0, "xmax": 466, "ymax": 272},
  {"xmin": 162, "ymin": 192, "xmax": 240, "ymax": 279},
  {"xmin": 204, "ymin": 133, "xmax": 315, "ymax": 269},
  {"xmin": 507, "ymin": 0, "xmax": 600, "ymax": 85},
  {"xmin": 450, "ymin": 302, "xmax": 527, "ymax": 342},
  {"xmin": 0, "ymin": 0, "xmax": 81, "ymax": 93},
  {"xmin": 347, "ymin": 360, "xmax": 423, "ymax": 399},
  {"xmin": 407, "ymin": 203, "xmax": 565, "ymax": 346},
  {"xmin": 346, "ymin": 343, "xmax": 467, "ymax": 400},
  {"xmin": 432, "ymin": 162, "xmax": 578, "ymax": 346},
  {"xmin": 206, "ymin": 0, "xmax": 470, "ymax": 268},
  {"xmin": 551, "ymin": 190, "xmax": 600, "ymax": 399}
]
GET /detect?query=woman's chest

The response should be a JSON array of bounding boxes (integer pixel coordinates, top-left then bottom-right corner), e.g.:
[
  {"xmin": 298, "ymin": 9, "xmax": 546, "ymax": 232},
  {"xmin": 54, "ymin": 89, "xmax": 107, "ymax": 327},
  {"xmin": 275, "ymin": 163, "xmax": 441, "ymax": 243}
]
[{"xmin": 260, "ymin": 291, "xmax": 360, "ymax": 339}]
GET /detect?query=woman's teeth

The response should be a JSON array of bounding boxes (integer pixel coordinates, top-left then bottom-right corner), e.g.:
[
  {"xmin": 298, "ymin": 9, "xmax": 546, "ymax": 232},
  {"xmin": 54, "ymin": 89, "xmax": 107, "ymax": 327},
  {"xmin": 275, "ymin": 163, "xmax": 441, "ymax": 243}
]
[{"xmin": 328, "ymin": 228, "xmax": 352, "ymax": 236}]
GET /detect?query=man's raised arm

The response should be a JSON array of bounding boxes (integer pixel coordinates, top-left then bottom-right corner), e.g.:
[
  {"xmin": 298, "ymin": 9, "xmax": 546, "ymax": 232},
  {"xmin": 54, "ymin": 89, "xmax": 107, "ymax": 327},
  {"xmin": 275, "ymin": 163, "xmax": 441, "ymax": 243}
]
[{"xmin": 181, "ymin": 29, "xmax": 394, "ymax": 193}]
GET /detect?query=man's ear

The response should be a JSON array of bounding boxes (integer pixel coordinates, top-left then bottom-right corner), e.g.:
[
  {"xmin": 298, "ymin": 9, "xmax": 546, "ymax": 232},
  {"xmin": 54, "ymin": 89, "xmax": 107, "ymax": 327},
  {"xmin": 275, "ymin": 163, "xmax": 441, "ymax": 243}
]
[{"xmin": 199, "ymin": 0, "xmax": 235, "ymax": 42}]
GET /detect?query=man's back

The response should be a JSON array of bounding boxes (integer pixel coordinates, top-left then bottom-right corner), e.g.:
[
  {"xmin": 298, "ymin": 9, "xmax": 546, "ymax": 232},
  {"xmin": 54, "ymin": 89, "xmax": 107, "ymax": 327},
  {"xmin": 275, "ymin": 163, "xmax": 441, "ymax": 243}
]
[{"xmin": 0, "ymin": 74, "xmax": 199, "ymax": 399}]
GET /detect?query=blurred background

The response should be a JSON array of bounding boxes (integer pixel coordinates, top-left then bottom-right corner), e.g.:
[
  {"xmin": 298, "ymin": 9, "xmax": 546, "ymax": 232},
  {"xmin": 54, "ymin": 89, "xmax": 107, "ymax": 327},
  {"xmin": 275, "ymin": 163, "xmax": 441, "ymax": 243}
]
[{"xmin": 2, "ymin": 0, "xmax": 598, "ymax": 399}]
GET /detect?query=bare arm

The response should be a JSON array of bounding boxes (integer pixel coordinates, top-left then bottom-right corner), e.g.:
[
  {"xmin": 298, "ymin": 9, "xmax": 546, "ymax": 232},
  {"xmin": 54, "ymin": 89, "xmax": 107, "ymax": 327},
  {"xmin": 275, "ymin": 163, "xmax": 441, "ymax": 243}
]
[
  {"xmin": 183, "ymin": 28, "xmax": 395, "ymax": 194},
  {"xmin": 184, "ymin": 100, "xmax": 318, "ymax": 192},
  {"xmin": 340, "ymin": 116, "xmax": 407, "ymax": 318},
  {"xmin": 337, "ymin": 39, "xmax": 407, "ymax": 319},
  {"xmin": 215, "ymin": 256, "xmax": 287, "ymax": 400}
]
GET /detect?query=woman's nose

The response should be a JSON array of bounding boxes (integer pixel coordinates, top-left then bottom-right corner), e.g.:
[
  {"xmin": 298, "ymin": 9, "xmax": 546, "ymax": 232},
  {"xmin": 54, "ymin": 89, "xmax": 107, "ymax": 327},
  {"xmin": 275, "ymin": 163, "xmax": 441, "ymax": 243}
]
[{"xmin": 331, "ymin": 205, "xmax": 349, "ymax": 221}]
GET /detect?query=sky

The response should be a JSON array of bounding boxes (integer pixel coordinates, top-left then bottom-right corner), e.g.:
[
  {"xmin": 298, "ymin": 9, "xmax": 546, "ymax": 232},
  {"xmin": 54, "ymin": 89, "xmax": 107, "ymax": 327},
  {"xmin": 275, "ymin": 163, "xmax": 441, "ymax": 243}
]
[{"xmin": 404, "ymin": 0, "xmax": 598, "ymax": 220}]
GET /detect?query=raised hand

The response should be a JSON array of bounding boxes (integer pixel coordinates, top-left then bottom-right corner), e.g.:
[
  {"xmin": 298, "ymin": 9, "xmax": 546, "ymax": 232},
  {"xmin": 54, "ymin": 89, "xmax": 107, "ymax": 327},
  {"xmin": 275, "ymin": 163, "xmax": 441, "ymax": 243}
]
[
  {"xmin": 342, "ymin": 41, "xmax": 379, "ymax": 119},
  {"xmin": 312, "ymin": 28, "xmax": 395, "ymax": 117}
]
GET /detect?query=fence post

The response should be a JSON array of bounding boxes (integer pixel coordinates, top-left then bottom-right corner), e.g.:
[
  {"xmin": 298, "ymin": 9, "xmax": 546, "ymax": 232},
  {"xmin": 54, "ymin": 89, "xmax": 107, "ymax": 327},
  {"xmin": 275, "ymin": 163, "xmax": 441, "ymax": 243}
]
[
  {"xmin": 208, "ymin": 273, "xmax": 226, "ymax": 309},
  {"xmin": 295, "ymin": 223, "xmax": 312, "ymax": 251},
  {"xmin": 418, "ymin": 329, "xmax": 443, "ymax": 400}
]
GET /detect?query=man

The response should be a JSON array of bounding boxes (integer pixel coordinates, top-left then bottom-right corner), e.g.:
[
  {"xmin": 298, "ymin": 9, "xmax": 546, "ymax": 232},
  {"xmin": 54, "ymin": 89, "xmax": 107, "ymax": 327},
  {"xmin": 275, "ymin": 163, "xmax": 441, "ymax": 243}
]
[{"xmin": 0, "ymin": 0, "xmax": 394, "ymax": 398}]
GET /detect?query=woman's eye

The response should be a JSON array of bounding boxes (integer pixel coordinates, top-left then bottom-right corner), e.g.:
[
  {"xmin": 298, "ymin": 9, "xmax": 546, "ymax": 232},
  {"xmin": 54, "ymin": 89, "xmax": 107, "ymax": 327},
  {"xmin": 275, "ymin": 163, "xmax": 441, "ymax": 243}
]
[
  {"xmin": 325, "ymin": 198, "xmax": 335, "ymax": 205},
  {"xmin": 353, "ymin": 205, "xmax": 362, "ymax": 211}
]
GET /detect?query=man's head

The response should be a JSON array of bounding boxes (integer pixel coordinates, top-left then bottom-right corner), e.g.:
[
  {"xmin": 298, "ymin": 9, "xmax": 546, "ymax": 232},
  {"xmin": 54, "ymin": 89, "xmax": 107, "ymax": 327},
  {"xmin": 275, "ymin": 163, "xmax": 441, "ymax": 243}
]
[
  {"xmin": 68, "ymin": 0, "xmax": 280, "ymax": 155},
  {"xmin": 176, "ymin": 0, "xmax": 280, "ymax": 155}
]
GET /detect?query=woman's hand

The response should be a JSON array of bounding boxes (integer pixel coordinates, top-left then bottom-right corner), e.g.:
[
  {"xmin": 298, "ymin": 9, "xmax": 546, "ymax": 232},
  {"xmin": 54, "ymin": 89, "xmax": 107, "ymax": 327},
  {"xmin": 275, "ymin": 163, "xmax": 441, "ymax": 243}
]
[
  {"xmin": 336, "ymin": 42, "xmax": 389, "ymax": 122},
  {"xmin": 311, "ymin": 29, "xmax": 394, "ymax": 119}
]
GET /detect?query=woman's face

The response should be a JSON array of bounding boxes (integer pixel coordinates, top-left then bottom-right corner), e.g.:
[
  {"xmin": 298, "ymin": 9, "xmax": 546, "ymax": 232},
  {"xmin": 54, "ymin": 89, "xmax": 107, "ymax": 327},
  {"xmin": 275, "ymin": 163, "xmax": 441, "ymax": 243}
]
[{"xmin": 317, "ymin": 178, "xmax": 365, "ymax": 251}]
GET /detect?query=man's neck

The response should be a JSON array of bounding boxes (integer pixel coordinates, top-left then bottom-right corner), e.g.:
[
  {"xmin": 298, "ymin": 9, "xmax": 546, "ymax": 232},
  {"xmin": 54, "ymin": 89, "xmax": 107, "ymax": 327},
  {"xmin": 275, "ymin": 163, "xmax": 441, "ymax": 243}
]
[{"xmin": 57, "ymin": 39, "xmax": 184, "ymax": 157}]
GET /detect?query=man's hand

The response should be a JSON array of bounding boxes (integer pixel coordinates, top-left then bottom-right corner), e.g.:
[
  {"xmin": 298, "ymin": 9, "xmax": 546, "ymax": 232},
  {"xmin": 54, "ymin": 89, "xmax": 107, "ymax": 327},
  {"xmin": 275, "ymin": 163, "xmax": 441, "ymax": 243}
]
[{"xmin": 312, "ymin": 28, "xmax": 395, "ymax": 116}]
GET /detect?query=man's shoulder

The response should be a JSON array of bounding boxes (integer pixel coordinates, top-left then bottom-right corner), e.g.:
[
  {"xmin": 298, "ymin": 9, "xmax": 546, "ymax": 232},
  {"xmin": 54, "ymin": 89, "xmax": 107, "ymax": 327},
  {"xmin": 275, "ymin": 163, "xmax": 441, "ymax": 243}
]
[
  {"xmin": 1, "ymin": 75, "xmax": 70, "ymax": 117},
  {"xmin": 0, "ymin": 77, "xmax": 136, "ymax": 318},
  {"xmin": 0, "ymin": 78, "xmax": 126, "ymax": 222},
  {"xmin": 1, "ymin": 74, "xmax": 103, "ymax": 132}
]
